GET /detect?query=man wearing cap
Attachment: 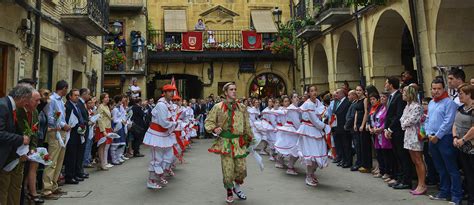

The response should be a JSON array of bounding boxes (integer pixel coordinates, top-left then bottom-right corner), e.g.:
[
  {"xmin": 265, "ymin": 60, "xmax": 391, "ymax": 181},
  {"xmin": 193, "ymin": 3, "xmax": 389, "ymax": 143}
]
[
  {"xmin": 142, "ymin": 84, "xmax": 178, "ymax": 189},
  {"xmin": 205, "ymin": 82, "xmax": 254, "ymax": 203}
]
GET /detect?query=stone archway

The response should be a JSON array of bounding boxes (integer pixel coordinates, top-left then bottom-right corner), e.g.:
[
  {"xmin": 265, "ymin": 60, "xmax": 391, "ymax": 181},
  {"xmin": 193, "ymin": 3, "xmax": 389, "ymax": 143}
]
[
  {"xmin": 372, "ymin": 10, "xmax": 414, "ymax": 88},
  {"xmin": 436, "ymin": 0, "xmax": 474, "ymax": 77},
  {"xmin": 336, "ymin": 31, "xmax": 360, "ymax": 88},
  {"xmin": 312, "ymin": 43, "xmax": 329, "ymax": 93}
]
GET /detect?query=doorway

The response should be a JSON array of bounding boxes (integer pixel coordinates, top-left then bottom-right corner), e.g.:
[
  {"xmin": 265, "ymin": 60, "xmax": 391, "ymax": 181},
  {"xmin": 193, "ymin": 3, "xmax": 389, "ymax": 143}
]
[
  {"xmin": 39, "ymin": 49, "xmax": 54, "ymax": 90},
  {"xmin": 148, "ymin": 74, "xmax": 203, "ymax": 100}
]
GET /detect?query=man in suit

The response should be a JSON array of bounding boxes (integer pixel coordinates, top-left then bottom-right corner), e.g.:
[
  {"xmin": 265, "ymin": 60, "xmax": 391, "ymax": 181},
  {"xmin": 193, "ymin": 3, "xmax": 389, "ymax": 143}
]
[
  {"xmin": 0, "ymin": 84, "xmax": 34, "ymax": 205},
  {"xmin": 78, "ymin": 88, "xmax": 91, "ymax": 178},
  {"xmin": 384, "ymin": 76, "xmax": 413, "ymax": 190},
  {"xmin": 332, "ymin": 89, "xmax": 352, "ymax": 168},
  {"xmin": 43, "ymin": 80, "xmax": 71, "ymax": 199},
  {"xmin": 131, "ymin": 98, "xmax": 146, "ymax": 157},
  {"xmin": 64, "ymin": 89, "xmax": 85, "ymax": 184}
]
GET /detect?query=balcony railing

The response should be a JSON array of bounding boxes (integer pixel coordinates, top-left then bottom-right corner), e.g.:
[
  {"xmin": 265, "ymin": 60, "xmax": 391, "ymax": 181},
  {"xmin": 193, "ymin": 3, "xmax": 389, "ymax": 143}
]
[
  {"xmin": 148, "ymin": 30, "xmax": 277, "ymax": 52},
  {"xmin": 295, "ymin": 0, "xmax": 307, "ymax": 19},
  {"xmin": 110, "ymin": 0, "xmax": 144, "ymax": 11},
  {"xmin": 147, "ymin": 29, "xmax": 292, "ymax": 62},
  {"xmin": 60, "ymin": 0, "xmax": 109, "ymax": 36},
  {"xmin": 313, "ymin": 0, "xmax": 352, "ymax": 25}
]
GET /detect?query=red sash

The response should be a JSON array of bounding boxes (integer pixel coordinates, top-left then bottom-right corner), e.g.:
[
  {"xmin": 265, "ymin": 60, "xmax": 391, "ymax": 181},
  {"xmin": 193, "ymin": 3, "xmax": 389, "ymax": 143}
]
[{"xmin": 150, "ymin": 122, "xmax": 168, "ymax": 132}]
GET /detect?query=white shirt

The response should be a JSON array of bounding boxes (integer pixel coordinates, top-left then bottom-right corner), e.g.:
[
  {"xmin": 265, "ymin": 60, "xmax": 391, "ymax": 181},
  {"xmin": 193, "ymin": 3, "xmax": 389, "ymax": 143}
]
[
  {"xmin": 130, "ymin": 85, "xmax": 141, "ymax": 98},
  {"xmin": 7, "ymin": 96, "xmax": 16, "ymax": 112}
]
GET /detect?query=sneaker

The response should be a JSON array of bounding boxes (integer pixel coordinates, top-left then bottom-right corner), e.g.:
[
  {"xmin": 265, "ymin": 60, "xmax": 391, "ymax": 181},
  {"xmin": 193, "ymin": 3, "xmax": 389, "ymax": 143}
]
[
  {"xmin": 226, "ymin": 195, "xmax": 234, "ymax": 203},
  {"xmin": 121, "ymin": 156, "xmax": 129, "ymax": 160},
  {"xmin": 147, "ymin": 180, "xmax": 162, "ymax": 189},
  {"xmin": 286, "ymin": 168, "xmax": 298, "ymax": 176},
  {"xmin": 305, "ymin": 177, "xmax": 318, "ymax": 187},
  {"xmin": 233, "ymin": 187, "xmax": 247, "ymax": 200},
  {"xmin": 275, "ymin": 163, "xmax": 285, "ymax": 169},
  {"xmin": 268, "ymin": 156, "xmax": 275, "ymax": 161},
  {"xmin": 429, "ymin": 194, "xmax": 449, "ymax": 201},
  {"xmin": 118, "ymin": 158, "xmax": 125, "ymax": 163},
  {"xmin": 105, "ymin": 164, "xmax": 114, "ymax": 168},
  {"xmin": 381, "ymin": 174, "xmax": 390, "ymax": 180}
]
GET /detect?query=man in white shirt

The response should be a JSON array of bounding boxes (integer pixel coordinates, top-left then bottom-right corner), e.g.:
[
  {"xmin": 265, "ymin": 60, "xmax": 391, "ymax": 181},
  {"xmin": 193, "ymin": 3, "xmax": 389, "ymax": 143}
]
[{"xmin": 447, "ymin": 67, "xmax": 466, "ymax": 106}]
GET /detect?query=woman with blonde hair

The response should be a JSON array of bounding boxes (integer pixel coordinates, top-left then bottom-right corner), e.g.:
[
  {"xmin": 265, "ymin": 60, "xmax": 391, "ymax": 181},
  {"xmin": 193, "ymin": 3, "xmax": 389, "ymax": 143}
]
[
  {"xmin": 95, "ymin": 93, "xmax": 113, "ymax": 170},
  {"xmin": 400, "ymin": 84, "xmax": 426, "ymax": 195}
]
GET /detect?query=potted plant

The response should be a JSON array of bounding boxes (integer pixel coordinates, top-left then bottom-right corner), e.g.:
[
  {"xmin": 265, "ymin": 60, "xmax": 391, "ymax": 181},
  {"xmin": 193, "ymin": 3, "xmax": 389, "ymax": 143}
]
[{"xmin": 104, "ymin": 47, "xmax": 126, "ymax": 71}]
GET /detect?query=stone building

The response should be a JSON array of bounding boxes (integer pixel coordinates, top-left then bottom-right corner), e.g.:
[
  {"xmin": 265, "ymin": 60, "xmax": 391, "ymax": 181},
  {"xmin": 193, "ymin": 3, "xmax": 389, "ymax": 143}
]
[
  {"xmin": 103, "ymin": 0, "xmax": 147, "ymax": 98},
  {"xmin": 295, "ymin": 0, "xmax": 474, "ymax": 94},
  {"xmin": 146, "ymin": 0, "xmax": 297, "ymax": 99},
  {"xmin": 0, "ymin": 0, "xmax": 108, "ymax": 96}
]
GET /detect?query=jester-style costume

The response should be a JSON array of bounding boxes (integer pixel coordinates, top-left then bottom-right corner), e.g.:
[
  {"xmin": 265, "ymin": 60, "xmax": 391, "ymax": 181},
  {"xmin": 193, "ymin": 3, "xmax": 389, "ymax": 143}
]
[{"xmin": 205, "ymin": 99, "xmax": 254, "ymax": 201}]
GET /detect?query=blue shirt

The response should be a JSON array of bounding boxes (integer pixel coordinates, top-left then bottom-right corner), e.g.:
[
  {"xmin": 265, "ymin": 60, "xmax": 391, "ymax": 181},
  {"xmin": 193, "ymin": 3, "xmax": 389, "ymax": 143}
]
[
  {"xmin": 47, "ymin": 92, "xmax": 67, "ymax": 128},
  {"xmin": 425, "ymin": 97, "xmax": 458, "ymax": 139},
  {"xmin": 325, "ymin": 100, "xmax": 335, "ymax": 119}
]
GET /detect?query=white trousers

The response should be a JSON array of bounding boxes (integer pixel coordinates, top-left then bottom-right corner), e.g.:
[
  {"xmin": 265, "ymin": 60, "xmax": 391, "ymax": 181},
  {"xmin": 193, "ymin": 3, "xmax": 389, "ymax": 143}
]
[{"xmin": 148, "ymin": 146, "xmax": 173, "ymax": 175}]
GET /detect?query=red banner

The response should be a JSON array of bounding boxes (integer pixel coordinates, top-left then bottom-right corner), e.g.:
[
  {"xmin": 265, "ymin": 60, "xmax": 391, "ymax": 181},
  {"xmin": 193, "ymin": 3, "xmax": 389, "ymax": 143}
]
[
  {"xmin": 241, "ymin": 30, "xmax": 262, "ymax": 51},
  {"xmin": 181, "ymin": 32, "xmax": 203, "ymax": 52}
]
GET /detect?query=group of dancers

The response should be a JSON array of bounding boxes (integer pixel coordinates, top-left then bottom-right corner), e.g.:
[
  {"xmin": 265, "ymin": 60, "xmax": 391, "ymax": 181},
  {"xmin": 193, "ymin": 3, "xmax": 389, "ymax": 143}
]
[
  {"xmin": 249, "ymin": 85, "xmax": 331, "ymax": 187},
  {"xmin": 143, "ymin": 82, "xmax": 331, "ymax": 203},
  {"xmin": 142, "ymin": 84, "xmax": 198, "ymax": 189}
]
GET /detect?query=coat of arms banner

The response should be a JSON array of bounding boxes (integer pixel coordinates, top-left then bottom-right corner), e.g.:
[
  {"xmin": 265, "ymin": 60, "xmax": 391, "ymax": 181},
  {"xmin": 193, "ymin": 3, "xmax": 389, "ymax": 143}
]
[
  {"xmin": 242, "ymin": 30, "xmax": 262, "ymax": 51},
  {"xmin": 181, "ymin": 32, "xmax": 203, "ymax": 51}
]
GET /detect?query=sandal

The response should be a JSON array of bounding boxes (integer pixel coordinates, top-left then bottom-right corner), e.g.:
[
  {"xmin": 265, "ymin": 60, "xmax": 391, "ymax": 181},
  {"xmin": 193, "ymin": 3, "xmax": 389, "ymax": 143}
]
[
  {"xmin": 233, "ymin": 188, "xmax": 247, "ymax": 200},
  {"xmin": 159, "ymin": 176, "xmax": 168, "ymax": 185}
]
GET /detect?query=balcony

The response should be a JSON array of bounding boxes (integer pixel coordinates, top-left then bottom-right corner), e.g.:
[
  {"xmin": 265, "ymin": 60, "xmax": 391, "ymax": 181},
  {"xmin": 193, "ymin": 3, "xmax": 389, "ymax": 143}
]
[
  {"xmin": 110, "ymin": 0, "xmax": 144, "ymax": 11},
  {"xmin": 103, "ymin": 45, "xmax": 146, "ymax": 75},
  {"xmin": 147, "ymin": 30, "xmax": 293, "ymax": 63},
  {"xmin": 314, "ymin": 0, "xmax": 352, "ymax": 25},
  {"xmin": 61, "ymin": 0, "xmax": 109, "ymax": 36}
]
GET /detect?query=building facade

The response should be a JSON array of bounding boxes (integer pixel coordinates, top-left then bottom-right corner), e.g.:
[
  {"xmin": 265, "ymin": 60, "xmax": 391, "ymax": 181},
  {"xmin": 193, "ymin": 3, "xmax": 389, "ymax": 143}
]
[
  {"xmin": 104, "ymin": 0, "xmax": 147, "ymax": 98},
  {"xmin": 0, "ymin": 0, "xmax": 108, "ymax": 96},
  {"xmin": 146, "ymin": 0, "xmax": 297, "ymax": 99},
  {"xmin": 296, "ymin": 0, "xmax": 474, "ymax": 94}
]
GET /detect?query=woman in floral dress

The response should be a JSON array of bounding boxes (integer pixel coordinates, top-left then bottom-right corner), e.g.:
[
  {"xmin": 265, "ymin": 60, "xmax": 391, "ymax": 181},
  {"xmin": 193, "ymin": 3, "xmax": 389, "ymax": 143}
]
[{"xmin": 400, "ymin": 84, "xmax": 426, "ymax": 195}]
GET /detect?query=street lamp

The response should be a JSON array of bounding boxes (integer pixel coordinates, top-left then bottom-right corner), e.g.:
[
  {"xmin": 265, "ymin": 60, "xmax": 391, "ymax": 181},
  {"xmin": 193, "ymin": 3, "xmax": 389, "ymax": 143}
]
[
  {"xmin": 272, "ymin": 7, "xmax": 282, "ymax": 28},
  {"xmin": 111, "ymin": 21, "xmax": 123, "ymax": 35}
]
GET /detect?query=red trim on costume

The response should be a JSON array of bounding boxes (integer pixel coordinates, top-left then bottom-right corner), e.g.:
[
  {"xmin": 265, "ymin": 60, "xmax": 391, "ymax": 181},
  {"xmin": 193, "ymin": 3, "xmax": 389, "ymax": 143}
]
[
  {"xmin": 286, "ymin": 121, "xmax": 294, "ymax": 125},
  {"xmin": 276, "ymin": 123, "xmax": 283, "ymax": 126},
  {"xmin": 150, "ymin": 122, "xmax": 169, "ymax": 132},
  {"xmin": 208, "ymin": 149, "xmax": 230, "ymax": 155}
]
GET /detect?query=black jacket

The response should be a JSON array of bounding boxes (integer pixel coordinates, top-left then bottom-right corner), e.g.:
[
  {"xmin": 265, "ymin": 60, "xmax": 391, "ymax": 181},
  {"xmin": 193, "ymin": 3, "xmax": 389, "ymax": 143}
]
[
  {"xmin": 345, "ymin": 101, "xmax": 357, "ymax": 131},
  {"xmin": 131, "ymin": 105, "xmax": 147, "ymax": 132},
  {"xmin": 333, "ymin": 98, "xmax": 351, "ymax": 134},
  {"xmin": 0, "ymin": 97, "xmax": 24, "ymax": 168},
  {"xmin": 384, "ymin": 90, "xmax": 406, "ymax": 133},
  {"xmin": 65, "ymin": 100, "xmax": 85, "ymax": 145}
]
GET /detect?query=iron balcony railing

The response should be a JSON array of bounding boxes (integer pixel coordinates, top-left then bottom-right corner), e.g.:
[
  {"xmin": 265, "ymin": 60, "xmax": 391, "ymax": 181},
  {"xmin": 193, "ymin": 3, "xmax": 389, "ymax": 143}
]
[
  {"xmin": 61, "ymin": 0, "xmax": 109, "ymax": 30},
  {"xmin": 147, "ymin": 30, "xmax": 276, "ymax": 52},
  {"xmin": 295, "ymin": 0, "xmax": 307, "ymax": 19}
]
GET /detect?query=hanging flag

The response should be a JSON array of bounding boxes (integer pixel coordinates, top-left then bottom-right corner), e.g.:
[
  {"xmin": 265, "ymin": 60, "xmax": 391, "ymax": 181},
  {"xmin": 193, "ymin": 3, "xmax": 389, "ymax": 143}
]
[
  {"xmin": 181, "ymin": 32, "xmax": 204, "ymax": 52},
  {"xmin": 242, "ymin": 30, "xmax": 262, "ymax": 51}
]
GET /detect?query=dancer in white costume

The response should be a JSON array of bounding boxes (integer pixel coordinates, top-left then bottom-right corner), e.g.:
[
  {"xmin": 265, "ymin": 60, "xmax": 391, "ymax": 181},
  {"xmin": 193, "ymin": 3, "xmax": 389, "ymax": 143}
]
[
  {"xmin": 275, "ymin": 94, "xmax": 301, "ymax": 175},
  {"xmin": 143, "ymin": 84, "xmax": 178, "ymax": 189},
  {"xmin": 297, "ymin": 85, "xmax": 331, "ymax": 187},
  {"xmin": 247, "ymin": 98, "xmax": 263, "ymax": 146},
  {"xmin": 273, "ymin": 97, "xmax": 288, "ymax": 168},
  {"xmin": 257, "ymin": 98, "xmax": 276, "ymax": 157}
]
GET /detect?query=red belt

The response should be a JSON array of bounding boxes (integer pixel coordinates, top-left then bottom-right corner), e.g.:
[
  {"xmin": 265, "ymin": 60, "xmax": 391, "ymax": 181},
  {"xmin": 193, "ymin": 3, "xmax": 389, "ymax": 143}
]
[
  {"xmin": 150, "ymin": 122, "xmax": 168, "ymax": 132},
  {"xmin": 287, "ymin": 121, "xmax": 294, "ymax": 125},
  {"xmin": 301, "ymin": 120, "xmax": 311, "ymax": 124},
  {"xmin": 277, "ymin": 123, "xmax": 283, "ymax": 126}
]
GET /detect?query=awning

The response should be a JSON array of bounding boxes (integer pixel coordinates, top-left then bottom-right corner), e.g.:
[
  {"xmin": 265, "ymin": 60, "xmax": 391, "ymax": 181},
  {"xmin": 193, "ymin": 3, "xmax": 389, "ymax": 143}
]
[
  {"xmin": 251, "ymin": 10, "xmax": 278, "ymax": 33},
  {"xmin": 164, "ymin": 10, "xmax": 187, "ymax": 32}
]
